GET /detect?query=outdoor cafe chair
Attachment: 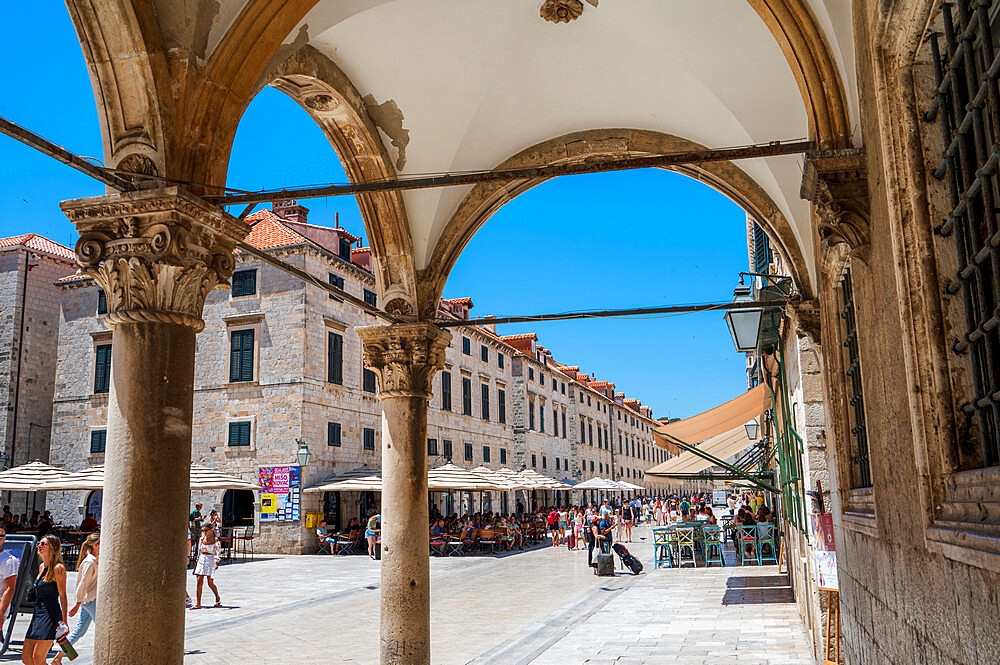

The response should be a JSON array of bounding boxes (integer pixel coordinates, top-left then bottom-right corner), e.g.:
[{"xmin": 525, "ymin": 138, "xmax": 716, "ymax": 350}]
[
  {"xmin": 738, "ymin": 525, "xmax": 758, "ymax": 566},
  {"xmin": 675, "ymin": 527, "xmax": 697, "ymax": 568},
  {"xmin": 757, "ymin": 523, "xmax": 778, "ymax": 565},
  {"xmin": 703, "ymin": 526, "xmax": 725, "ymax": 567},
  {"xmin": 429, "ymin": 532, "xmax": 447, "ymax": 556},
  {"xmin": 333, "ymin": 529, "xmax": 360, "ymax": 555},
  {"xmin": 652, "ymin": 527, "xmax": 672, "ymax": 569},
  {"xmin": 478, "ymin": 528, "xmax": 498, "ymax": 554},
  {"xmin": 218, "ymin": 527, "xmax": 234, "ymax": 561},
  {"xmin": 235, "ymin": 525, "xmax": 255, "ymax": 561}
]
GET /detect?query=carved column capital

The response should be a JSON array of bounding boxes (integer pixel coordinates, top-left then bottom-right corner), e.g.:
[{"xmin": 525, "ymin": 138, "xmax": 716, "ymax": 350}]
[
  {"xmin": 357, "ymin": 323, "xmax": 452, "ymax": 399},
  {"xmin": 786, "ymin": 296, "xmax": 822, "ymax": 346},
  {"xmin": 61, "ymin": 187, "xmax": 249, "ymax": 332},
  {"xmin": 801, "ymin": 149, "xmax": 870, "ymax": 252}
]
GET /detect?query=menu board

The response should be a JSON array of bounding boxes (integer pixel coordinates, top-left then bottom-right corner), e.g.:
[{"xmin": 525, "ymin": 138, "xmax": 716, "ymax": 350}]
[{"xmin": 258, "ymin": 466, "xmax": 301, "ymax": 522}]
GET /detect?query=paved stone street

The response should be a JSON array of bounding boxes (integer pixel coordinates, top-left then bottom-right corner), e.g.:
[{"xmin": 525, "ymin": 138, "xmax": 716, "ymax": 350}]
[{"xmin": 2, "ymin": 526, "xmax": 812, "ymax": 664}]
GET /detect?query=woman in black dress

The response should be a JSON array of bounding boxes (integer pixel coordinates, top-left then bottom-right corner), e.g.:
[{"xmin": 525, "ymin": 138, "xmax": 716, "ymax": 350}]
[{"xmin": 22, "ymin": 535, "xmax": 68, "ymax": 665}]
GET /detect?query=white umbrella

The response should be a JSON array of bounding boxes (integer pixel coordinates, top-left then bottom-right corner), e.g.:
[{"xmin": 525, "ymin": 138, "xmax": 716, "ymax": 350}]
[
  {"xmin": 41, "ymin": 464, "xmax": 261, "ymax": 491},
  {"xmin": 470, "ymin": 466, "xmax": 521, "ymax": 490},
  {"xmin": 306, "ymin": 475, "xmax": 383, "ymax": 492},
  {"xmin": 304, "ymin": 467, "xmax": 381, "ymax": 492},
  {"xmin": 428, "ymin": 463, "xmax": 505, "ymax": 491},
  {"xmin": 518, "ymin": 469, "xmax": 572, "ymax": 489},
  {"xmin": 0, "ymin": 461, "xmax": 72, "ymax": 491},
  {"xmin": 573, "ymin": 477, "xmax": 623, "ymax": 491}
]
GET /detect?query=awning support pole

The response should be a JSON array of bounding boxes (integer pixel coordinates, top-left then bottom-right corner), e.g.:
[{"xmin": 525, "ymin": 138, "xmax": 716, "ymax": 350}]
[{"xmin": 656, "ymin": 433, "xmax": 780, "ymax": 493}]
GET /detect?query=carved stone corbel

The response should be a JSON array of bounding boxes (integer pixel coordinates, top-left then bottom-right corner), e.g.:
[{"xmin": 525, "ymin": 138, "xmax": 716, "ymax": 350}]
[
  {"xmin": 61, "ymin": 187, "xmax": 250, "ymax": 332},
  {"xmin": 786, "ymin": 296, "xmax": 822, "ymax": 346},
  {"xmin": 357, "ymin": 323, "xmax": 452, "ymax": 399},
  {"xmin": 801, "ymin": 149, "xmax": 870, "ymax": 258}
]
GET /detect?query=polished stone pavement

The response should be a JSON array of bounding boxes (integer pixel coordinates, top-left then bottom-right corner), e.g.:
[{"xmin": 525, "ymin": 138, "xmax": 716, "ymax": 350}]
[{"xmin": 3, "ymin": 525, "xmax": 813, "ymax": 664}]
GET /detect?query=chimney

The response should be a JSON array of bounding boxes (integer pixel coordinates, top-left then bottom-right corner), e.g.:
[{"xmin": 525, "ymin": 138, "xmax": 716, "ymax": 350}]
[{"xmin": 272, "ymin": 199, "xmax": 309, "ymax": 224}]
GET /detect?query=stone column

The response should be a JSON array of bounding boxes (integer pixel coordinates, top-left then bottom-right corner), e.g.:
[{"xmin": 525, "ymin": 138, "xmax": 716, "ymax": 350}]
[
  {"xmin": 357, "ymin": 323, "xmax": 450, "ymax": 665},
  {"xmin": 61, "ymin": 188, "xmax": 248, "ymax": 665}
]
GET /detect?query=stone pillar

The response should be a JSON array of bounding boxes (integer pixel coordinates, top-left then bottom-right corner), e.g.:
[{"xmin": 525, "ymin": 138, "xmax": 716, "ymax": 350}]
[
  {"xmin": 61, "ymin": 188, "xmax": 248, "ymax": 665},
  {"xmin": 356, "ymin": 323, "xmax": 450, "ymax": 665}
]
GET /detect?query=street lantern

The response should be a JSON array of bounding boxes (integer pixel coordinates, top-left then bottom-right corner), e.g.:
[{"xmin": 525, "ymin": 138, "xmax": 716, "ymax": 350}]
[
  {"xmin": 295, "ymin": 437, "xmax": 312, "ymax": 467},
  {"xmin": 723, "ymin": 284, "xmax": 764, "ymax": 352},
  {"xmin": 744, "ymin": 420, "xmax": 759, "ymax": 441}
]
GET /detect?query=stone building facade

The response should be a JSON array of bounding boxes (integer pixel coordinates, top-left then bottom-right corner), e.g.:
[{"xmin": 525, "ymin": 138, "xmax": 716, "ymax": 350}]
[
  {"xmin": 47, "ymin": 203, "xmax": 667, "ymax": 552},
  {"xmin": 0, "ymin": 235, "xmax": 76, "ymax": 509}
]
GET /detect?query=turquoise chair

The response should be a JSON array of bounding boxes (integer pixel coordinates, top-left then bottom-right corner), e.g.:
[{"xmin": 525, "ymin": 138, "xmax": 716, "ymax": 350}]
[
  {"xmin": 652, "ymin": 528, "xmax": 672, "ymax": 569},
  {"xmin": 676, "ymin": 527, "xmax": 697, "ymax": 568},
  {"xmin": 738, "ymin": 525, "xmax": 758, "ymax": 565},
  {"xmin": 757, "ymin": 523, "xmax": 778, "ymax": 565},
  {"xmin": 703, "ymin": 526, "xmax": 724, "ymax": 567}
]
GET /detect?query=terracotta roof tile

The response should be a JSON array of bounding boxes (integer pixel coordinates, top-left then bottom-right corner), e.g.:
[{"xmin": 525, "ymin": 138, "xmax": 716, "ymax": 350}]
[
  {"xmin": 441, "ymin": 297, "xmax": 474, "ymax": 306},
  {"xmin": 0, "ymin": 234, "xmax": 75, "ymax": 261},
  {"xmin": 352, "ymin": 247, "xmax": 371, "ymax": 255},
  {"xmin": 499, "ymin": 333, "xmax": 537, "ymax": 341},
  {"xmin": 240, "ymin": 212, "xmax": 314, "ymax": 251}
]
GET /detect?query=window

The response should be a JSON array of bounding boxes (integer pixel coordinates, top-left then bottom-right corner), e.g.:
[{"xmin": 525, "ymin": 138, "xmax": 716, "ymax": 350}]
[
  {"xmin": 588, "ymin": 423, "xmax": 593, "ymax": 445},
  {"xmin": 562, "ymin": 411, "xmax": 567, "ymax": 439},
  {"xmin": 228, "ymin": 421, "xmax": 251, "ymax": 447},
  {"xmin": 590, "ymin": 460, "xmax": 594, "ymax": 472},
  {"xmin": 597, "ymin": 427, "xmax": 602, "ymax": 448},
  {"xmin": 542, "ymin": 456, "xmax": 547, "ymax": 469},
  {"xmin": 579, "ymin": 393, "xmax": 584, "ymax": 403},
  {"xmin": 328, "ymin": 273, "xmax": 344, "ymax": 301},
  {"xmin": 930, "ymin": 13, "xmax": 1000, "ymax": 468},
  {"xmin": 462, "ymin": 378, "xmax": 472, "ymax": 415},
  {"xmin": 540, "ymin": 373, "xmax": 544, "ymax": 385},
  {"xmin": 528, "ymin": 367, "xmax": 534, "ymax": 380},
  {"xmin": 564, "ymin": 458, "xmax": 568, "ymax": 471},
  {"xmin": 363, "ymin": 289, "xmax": 377, "ymax": 307},
  {"xmin": 539, "ymin": 404, "xmax": 545, "ymax": 433},
  {"xmin": 483, "ymin": 446, "xmax": 491, "ymax": 463},
  {"xmin": 89, "ymin": 429, "xmax": 106, "ymax": 454},
  {"xmin": 552, "ymin": 378, "xmax": 556, "ymax": 390},
  {"xmin": 840, "ymin": 268, "xmax": 871, "ymax": 487},
  {"xmin": 363, "ymin": 366, "xmax": 377, "ymax": 393},
  {"xmin": 752, "ymin": 222, "xmax": 773, "ymax": 275},
  {"xmin": 441, "ymin": 372, "xmax": 452, "ymax": 410},
  {"xmin": 339, "ymin": 237, "xmax": 352, "ymax": 261},
  {"xmin": 561, "ymin": 383, "xmax": 565, "ymax": 395},
  {"xmin": 363, "ymin": 428, "xmax": 376, "ymax": 450},
  {"xmin": 481, "ymin": 345, "xmax": 489, "ymax": 362},
  {"xmin": 500, "ymin": 448, "xmax": 507, "ymax": 464},
  {"xmin": 528, "ymin": 400, "xmax": 535, "ymax": 430},
  {"xmin": 531, "ymin": 454, "xmax": 537, "ymax": 467},
  {"xmin": 443, "ymin": 439, "xmax": 453, "ymax": 460},
  {"xmin": 328, "ymin": 422, "xmax": 342, "ymax": 447},
  {"xmin": 498, "ymin": 353, "xmax": 505, "ymax": 370},
  {"xmin": 580, "ymin": 418, "xmax": 585, "ymax": 442},
  {"xmin": 552, "ymin": 407, "xmax": 558, "ymax": 437},
  {"xmin": 229, "ymin": 329, "xmax": 254, "ymax": 382},
  {"xmin": 231, "ymin": 269, "xmax": 256, "ymax": 297},
  {"xmin": 464, "ymin": 442, "xmax": 473, "ymax": 461},
  {"xmin": 327, "ymin": 332, "xmax": 343, "ymax": 384},
  {"xmin": 94, "ymin": 343, "xmax": 111, "ymax": 394},
  {"xmin": 427, "ymin": 438, "xmax": 438, "ymax": 455},
  {"xmin": 555, "ymin": 457, "xmax": 560, "ymax": 471},
  {"xmin": 498, "ymin": 389, "xmax": 506, "ymax": 424},
  {"xmin": 96, "ymin": 290, "xmax": 107, "ymax": 315},
  {"xmin": 481, "ymin": 383, "xmax": 490, "ymax": 420},
  {"xmin": 462, "ymin": 337, "xmax": 471, "ymax": 354},
  {"xmin": 599, "ymin": 462, "xmax": 603, "ymax": 474},
  {"xmin": 587, "ymin": 395, "xmax": 591, "ymax": 406}
]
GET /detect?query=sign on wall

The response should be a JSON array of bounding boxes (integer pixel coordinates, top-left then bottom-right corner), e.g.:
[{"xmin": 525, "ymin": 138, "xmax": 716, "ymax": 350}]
[{"xmin": 258, "ymin": 466, "xmax": 301, "ymax": 522}]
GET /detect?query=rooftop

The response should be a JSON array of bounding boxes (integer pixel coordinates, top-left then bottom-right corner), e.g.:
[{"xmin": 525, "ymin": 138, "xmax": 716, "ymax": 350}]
[{"xmin": 0, "ymin": 233, "xmax": 75, "ymax": 261}]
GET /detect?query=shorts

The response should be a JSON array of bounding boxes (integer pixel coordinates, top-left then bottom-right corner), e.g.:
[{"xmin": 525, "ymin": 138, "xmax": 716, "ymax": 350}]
[{"xmin": 365, "ymin": 530, "xmax": 377, "ymax": 538}]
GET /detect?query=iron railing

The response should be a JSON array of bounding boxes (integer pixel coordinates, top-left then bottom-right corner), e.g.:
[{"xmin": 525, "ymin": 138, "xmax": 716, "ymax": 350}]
[{"xmin": 840, "ymin": 268, "xmax": 871, "ymax": 487}]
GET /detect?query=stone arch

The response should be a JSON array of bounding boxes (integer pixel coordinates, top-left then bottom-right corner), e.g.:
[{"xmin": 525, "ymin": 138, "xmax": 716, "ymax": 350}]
[
  {"xmin": 418, "ymin": 128, "xmax": 816, "ymax": 318},
  {"xmin": 64, "ymin": 0, "xmax": 170, "ymax": 179},
  {"xmin": 747, "ymin": 0, "xmax": 852, "ymax": 149},
  {"xmin": 262, "ymin": 46, "xmax": 418, "ymax": 316}
]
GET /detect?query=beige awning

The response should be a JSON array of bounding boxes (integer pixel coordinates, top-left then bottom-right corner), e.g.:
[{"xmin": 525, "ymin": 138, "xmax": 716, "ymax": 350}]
[
  {"xmin": 654, "ymin": 384, "xmax": 770, "ymax": 448},
  {"xmin": 646, "ymin": 425, "xmax": 755, "ymax": 477},
  {"xmin": 40, "ymin": 464, "xmax": 261, "ymax": 491},
  {"xmin": 0, "ymin": 461, "xmax": 72, "ymax": 491}
]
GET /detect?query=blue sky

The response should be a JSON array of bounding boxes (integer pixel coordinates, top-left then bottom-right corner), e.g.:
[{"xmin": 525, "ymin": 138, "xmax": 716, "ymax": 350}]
[{"xmin": 0, "ymin": 4, "xmax": 750, "ymax": 420}]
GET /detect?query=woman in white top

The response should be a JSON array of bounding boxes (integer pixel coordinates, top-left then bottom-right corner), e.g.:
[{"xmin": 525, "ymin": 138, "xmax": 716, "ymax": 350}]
[
  {"xmin": 51, "ymin": 533, "xmax": 99, "ymax": 665},
  {"xmin": 191, "ymin": 525, "xmax": 222, "ymax": 609}
]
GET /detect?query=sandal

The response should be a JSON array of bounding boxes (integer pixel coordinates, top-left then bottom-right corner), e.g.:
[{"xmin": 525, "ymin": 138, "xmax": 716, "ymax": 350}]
[{"xmin": 214, "ymin": 600, "xmax": 222, "ymax": 607}]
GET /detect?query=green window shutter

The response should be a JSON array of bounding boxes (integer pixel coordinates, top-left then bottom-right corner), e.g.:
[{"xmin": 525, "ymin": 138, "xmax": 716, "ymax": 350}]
[
  {"xmin": 228, "ymin": 422, "xmax": 251, "ymax": 447},
  {"xmin": 328, "ymin": 332, "xmax": 343, "ymax": 384},
  {"xmin": 90, "ymin": 430, "xmax": 106, "ymax": 454},
  {"xmin": 441, "ymin": 372, "xmax": 452, "ymax": 410},
  {"xmin": 230, "ymin": 330, "xmax": 254, "ymax": 382},
  {"xmin": 94, "ymin": 344, "xmax": 111, "ymax": 394},
  {"xmin": 232, "ymin": 269, "xmax": 257, "ymax": 297},
  {"xmin": 96, "ymin": 290, "xmax": 107, "ymax": 315},
  {"xmin": 328, "ymin": 422, "xmax": 342, "ymax": 447}
]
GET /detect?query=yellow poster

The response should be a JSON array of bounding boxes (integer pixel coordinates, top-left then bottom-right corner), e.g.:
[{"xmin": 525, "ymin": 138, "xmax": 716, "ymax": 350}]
[{"xmin": 261, "ymin": 493, "xmax": 278, "ymax": 514}]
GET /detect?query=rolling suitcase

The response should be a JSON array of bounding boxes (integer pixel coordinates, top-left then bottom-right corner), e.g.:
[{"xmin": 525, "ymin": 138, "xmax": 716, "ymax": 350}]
[
  {"xmin": 595, "ymin": 552, "xmax": 615, "ymax": 576},
  {"xmin": 612, "ymin": 543, "xmax": 644, "ymax": 575},
  {"xmin": 566, "ymin": 532, "xmax": 576, "ymax": 549}
]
